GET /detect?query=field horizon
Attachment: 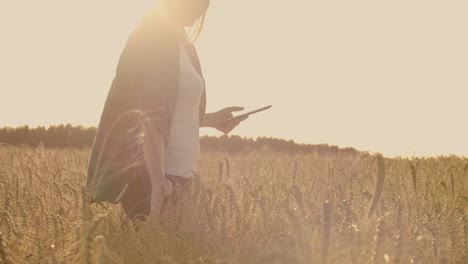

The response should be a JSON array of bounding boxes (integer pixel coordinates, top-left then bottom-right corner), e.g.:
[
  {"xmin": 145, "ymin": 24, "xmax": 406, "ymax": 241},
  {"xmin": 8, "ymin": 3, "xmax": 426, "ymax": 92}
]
[{"xmin": 0, "ymin": 123, "xmax": 466, "ymax": 160}]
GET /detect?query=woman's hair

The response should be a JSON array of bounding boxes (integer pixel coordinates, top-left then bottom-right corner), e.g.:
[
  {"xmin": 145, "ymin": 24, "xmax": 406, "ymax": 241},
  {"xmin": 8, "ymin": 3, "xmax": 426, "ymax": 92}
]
[
  {"xmin": 186, "ymin": 13, "xmax": 206, "ymax": 43},
  {"xmin": 157, "ymin": 0, "xmax": 206, "ymax": 43}
]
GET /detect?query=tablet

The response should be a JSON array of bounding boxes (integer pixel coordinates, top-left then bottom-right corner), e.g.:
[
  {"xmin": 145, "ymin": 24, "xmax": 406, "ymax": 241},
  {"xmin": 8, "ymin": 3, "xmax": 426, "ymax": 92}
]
[{"xmin": 213, "ymin": 105, "xmax": 272, "ymax": 123}]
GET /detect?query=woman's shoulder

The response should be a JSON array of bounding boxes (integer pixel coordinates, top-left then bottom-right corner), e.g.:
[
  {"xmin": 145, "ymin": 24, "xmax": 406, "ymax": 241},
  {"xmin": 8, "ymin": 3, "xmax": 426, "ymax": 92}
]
[
  {"xmin": 118, "ymin": 9, "xmax": 177, "ymax": 65},
  {"xmin": 127, "ymin": 9, "xmax": 161, "ymax": 43}
]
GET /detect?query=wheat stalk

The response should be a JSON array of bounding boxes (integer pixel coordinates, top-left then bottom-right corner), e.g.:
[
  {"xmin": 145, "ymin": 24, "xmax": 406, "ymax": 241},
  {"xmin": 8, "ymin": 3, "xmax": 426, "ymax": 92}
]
[
  {"xmin": 321, "ymin": 200, "xmax": 332, "ymax": 264},
  {"xmin": 368, "ymin": 154, "xmax": 386, "ymax": 217}
]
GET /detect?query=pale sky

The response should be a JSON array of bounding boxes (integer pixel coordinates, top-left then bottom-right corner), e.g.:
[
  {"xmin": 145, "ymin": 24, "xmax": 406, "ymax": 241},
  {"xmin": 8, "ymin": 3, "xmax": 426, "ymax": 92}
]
[{"xmin": 1, "ymin": 0, "xmax": 467, "ymax": 157}]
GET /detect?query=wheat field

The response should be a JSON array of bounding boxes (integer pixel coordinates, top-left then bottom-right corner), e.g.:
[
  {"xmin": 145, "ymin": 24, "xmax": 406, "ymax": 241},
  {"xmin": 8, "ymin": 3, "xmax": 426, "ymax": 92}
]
[{"xmin": 0, "ymin": 144, "xmax": 467, "ymax": 263}]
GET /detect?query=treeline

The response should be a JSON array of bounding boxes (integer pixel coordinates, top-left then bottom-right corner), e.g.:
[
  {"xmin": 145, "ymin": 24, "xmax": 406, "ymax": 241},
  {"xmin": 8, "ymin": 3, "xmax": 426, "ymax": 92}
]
[
  {"xmin": 0, "ymin": 124, "xmax": 359, "ymax": 155},
  {"xmin": 0, "ymin": 124, "xmax": 95, "ymax": 148}
]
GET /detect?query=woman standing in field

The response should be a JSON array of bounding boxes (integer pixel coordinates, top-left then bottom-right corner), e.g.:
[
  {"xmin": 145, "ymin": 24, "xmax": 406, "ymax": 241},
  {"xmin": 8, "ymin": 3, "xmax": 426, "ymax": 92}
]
[{"xmin": 84, "ymin": 0, "xmax": 248, "ymax": 227}]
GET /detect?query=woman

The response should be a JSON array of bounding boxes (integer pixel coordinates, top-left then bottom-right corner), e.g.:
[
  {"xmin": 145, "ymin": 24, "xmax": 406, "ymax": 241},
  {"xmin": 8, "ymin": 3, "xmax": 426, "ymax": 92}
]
[{"xmin": 84, "ymin": 0, "xmax": 248, "ymax": 226}]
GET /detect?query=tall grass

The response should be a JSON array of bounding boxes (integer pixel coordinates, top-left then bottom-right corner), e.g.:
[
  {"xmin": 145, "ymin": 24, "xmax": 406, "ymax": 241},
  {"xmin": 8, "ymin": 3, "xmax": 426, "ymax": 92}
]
[{"xmin": 0, "ymin": 143, "xmax": 467, "ymax": 263}]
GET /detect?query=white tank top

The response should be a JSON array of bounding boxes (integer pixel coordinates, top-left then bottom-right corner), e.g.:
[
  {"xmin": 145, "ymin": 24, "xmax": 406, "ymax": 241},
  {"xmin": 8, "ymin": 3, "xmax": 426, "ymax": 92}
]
[{"xmin": 164, "ymin": 42, "xmax": 204, "ymax": 178}]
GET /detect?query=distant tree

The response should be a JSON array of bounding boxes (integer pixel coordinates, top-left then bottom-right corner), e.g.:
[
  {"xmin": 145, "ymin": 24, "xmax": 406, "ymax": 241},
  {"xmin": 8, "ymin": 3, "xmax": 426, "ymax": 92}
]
[{"xmin": 0, "ymin": 124, "xmax": 359, "ymax": 156}]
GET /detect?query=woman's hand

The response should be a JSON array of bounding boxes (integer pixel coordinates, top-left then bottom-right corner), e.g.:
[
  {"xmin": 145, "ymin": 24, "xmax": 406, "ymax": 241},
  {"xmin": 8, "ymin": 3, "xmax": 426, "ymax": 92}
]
[
  {"xmin": 141, "ymin": 125, "xmax": 173, "ymax": 219},
  {"xmin": 203, "ymin": 106, "xmax": 249, "ymax": 134}
]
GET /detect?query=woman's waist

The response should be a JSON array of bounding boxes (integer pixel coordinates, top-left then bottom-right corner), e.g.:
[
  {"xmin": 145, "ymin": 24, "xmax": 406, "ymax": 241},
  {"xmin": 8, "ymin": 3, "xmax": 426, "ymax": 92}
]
[
  {"xmin": 169, "ymin": 120, "xmax": 200, "ymax": 128},
  {"xmin": 164, "ymin": 144, "xmax": 200, "ymax": 160},
  {"xmin": 166, "ymin": 129, "xmax": 200, "ymax": 148}
]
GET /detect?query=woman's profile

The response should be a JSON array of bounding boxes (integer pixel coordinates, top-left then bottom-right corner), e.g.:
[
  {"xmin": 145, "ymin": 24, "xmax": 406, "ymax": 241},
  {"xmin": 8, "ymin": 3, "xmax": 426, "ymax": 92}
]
[{"xmin": 84, "ymin": 0, "xmax": 249, "ymax": 227}]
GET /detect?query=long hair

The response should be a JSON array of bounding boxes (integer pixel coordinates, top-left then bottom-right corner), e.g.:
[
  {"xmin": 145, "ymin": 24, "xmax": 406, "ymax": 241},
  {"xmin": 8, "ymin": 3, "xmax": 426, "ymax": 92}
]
[{"xmin": 186, "ymin": 13, "xmax": 206, "ymax": 43}]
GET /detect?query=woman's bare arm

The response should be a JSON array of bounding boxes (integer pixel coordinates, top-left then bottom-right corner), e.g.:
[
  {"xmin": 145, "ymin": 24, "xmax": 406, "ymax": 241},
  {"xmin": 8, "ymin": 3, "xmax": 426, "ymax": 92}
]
[
  {"xmin": 141, "ymin": 124, "xmax": 172, "ymax": 218},
  {"xmin": 200, "ymin": 112, "xmax": 214, "ymax": 127},
  {"xmin": 199, "ymin": 108, "xmax": 249, "ymax": 133}
]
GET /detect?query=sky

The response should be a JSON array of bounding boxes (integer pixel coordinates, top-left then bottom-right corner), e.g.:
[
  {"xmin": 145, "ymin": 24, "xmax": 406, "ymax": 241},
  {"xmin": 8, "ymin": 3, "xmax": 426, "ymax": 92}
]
[{"xmin": 1, "ymin": 0, "xmax": 467, "ymax": 157}]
